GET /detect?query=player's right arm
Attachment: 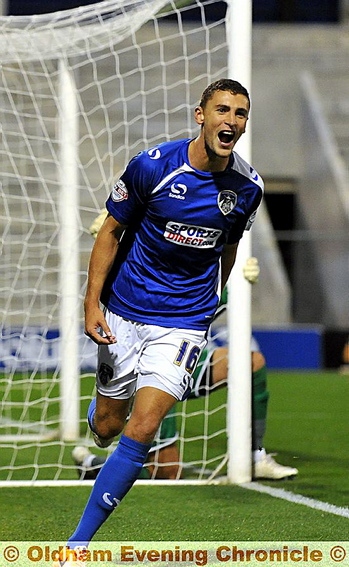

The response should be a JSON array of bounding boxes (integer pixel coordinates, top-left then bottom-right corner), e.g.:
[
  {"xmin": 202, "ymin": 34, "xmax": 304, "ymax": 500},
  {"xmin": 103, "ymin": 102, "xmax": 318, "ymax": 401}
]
[{"xmin": 84, "ymin": 214, "xmax": 126, "ymax": 345}]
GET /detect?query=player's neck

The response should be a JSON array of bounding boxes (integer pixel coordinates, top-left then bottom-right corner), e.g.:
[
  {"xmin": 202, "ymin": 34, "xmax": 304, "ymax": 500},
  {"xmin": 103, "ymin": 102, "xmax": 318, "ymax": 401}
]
[{"xmin": 188, "ymin": 137, "xmax": 229, "ymax": 173}]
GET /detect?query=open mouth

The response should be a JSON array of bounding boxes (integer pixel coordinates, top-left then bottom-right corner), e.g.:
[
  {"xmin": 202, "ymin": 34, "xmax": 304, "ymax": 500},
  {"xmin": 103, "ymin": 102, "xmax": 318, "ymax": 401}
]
[{"xmin": 218, "ymin": 130, "xmax": 235, "ymax": 144}]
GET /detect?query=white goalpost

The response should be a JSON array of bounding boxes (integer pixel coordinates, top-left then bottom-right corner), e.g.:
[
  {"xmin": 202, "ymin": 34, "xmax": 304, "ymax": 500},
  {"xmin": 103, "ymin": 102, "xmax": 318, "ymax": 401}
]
[
  {"xmin": 226, "ymin": 0, "xmax": 253, "ymax": 484},
  {"xmin": 58, "ymin": 58, "xmax": 80, "ymax": 442},
  {"xmin": 0, "ymin": 0, "xmax": 253, "ymax": 485}
]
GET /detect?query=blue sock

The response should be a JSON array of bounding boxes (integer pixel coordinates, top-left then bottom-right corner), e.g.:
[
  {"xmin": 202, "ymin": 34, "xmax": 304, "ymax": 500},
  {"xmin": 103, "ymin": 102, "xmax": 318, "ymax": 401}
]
[{"xmin": 68, "ymin": 434, "xmax": 151, "ymax": 547}]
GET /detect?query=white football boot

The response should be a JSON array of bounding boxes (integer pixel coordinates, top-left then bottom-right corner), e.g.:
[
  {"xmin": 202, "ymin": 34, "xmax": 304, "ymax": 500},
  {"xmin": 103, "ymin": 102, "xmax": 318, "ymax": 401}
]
[{"xmin": 253, "ymin": 449, "xmax": 298, "ymax": 480}]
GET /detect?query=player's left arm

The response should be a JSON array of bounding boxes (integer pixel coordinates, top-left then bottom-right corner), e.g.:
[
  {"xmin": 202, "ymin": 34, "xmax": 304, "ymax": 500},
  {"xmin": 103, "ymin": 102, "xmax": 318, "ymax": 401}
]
[{"xmin": 220, "ymin": 242, "xmax": 239, "ymax": 290}]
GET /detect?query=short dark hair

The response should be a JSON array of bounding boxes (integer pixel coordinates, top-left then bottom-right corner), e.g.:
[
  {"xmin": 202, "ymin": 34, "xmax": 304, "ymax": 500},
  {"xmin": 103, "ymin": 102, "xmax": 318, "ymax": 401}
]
[{"xmin": 199, "ymin": 78, "xmax": 250, "ymax": 109}]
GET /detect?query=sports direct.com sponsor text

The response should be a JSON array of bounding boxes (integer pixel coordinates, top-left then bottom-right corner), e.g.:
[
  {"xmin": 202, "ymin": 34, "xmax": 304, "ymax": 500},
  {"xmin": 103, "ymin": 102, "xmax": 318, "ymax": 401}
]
[{"xmin": 1, "ymin": 542, "xmax": 348, "ymax": 566}]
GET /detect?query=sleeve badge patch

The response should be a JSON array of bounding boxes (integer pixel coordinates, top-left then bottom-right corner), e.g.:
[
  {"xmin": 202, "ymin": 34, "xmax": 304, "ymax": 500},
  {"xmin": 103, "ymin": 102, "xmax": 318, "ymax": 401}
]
[{"xmin": 111, "ymin": 179, "xmax": 128, "ymax": 201}]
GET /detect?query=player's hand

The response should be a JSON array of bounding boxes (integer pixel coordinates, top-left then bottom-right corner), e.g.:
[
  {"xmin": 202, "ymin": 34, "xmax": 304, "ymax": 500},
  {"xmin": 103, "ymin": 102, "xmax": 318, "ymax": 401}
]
[
  {"xmin": 243, "ymin": 257, "xmax": 260, "ymax": 284},
  {"xmin": 84, "ymin": 304, "xmax": 116, "ymax": 345},
  {"xmin": 89, "ymin": 208, "xmax": 108, "ymax": 239}
]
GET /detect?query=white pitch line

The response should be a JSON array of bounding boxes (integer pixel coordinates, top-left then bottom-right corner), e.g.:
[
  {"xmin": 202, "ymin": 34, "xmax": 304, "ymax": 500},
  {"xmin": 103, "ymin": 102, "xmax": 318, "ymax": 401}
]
[{"xmin": 243, "ymin": 482, "xmax": 349, "ymax": 519}]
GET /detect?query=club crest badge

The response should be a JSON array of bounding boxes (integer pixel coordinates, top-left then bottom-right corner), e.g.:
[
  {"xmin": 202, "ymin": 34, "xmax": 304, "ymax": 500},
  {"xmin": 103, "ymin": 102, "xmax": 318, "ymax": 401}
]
[{"xmin": 217, "ymin": 190, "xmax": 237, "ymax": 215}]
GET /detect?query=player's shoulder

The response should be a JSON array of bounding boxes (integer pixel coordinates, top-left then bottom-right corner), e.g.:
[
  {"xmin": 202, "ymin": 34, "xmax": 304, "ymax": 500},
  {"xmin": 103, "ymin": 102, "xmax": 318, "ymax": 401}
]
[
  {"xmin": 231, "ymin": 151, "xmax": 264, "ymax": 192},
  {"xmin": 124, "ymin": 139, "xmax": 190, "ymax": 190},
  {"xmin": 146, "ymin": 138, "xmax": 189, "ymax": 161},
  {"xmin": 128, "ymin": 139, "xmax": 189, "ymax": 172}
]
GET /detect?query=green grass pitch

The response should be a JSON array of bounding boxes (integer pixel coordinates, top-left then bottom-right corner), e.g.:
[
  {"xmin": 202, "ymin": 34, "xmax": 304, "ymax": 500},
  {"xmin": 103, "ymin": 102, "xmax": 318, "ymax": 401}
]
[{"xmin": 1, "ymin": 370, "xmax": 348, "ymax": 541}]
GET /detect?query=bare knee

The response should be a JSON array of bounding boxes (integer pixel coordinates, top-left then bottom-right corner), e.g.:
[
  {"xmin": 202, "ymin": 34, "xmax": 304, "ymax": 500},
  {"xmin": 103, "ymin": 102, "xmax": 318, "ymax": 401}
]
[
  {"xmin": 125, "ymin": 414, "xmax": 160, "ymax": 444},
  {"xmin": 94, "ymin": 397, "xmax": 130, "ymax": 439},
  {"xmin": 94, "ymin": 411, "xmax": 124, "ymax": 438},
  {"xmin": 125, "ymin": 388, "xmax": 177, "ymax": 444}
]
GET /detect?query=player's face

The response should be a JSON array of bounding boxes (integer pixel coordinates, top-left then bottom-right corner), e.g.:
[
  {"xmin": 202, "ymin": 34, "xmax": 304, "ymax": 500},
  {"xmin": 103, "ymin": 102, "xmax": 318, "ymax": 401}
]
[{"xmin": 195, "ymin": 90, "xmax": 249, "ymax": 160}]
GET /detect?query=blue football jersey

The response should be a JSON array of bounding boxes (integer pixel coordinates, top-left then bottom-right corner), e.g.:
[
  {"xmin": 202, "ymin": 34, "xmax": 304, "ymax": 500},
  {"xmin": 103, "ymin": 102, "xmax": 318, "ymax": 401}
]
[{"xmin": 103, "ymin": 138, "xmax": 263, "ymax": 330}]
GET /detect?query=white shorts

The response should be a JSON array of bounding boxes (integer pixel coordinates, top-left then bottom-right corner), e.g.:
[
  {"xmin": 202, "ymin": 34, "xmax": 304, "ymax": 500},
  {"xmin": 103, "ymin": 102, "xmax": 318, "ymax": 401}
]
[{"xmin": 96, "ymin": 310, "xmax": 207, "ymax": 402}]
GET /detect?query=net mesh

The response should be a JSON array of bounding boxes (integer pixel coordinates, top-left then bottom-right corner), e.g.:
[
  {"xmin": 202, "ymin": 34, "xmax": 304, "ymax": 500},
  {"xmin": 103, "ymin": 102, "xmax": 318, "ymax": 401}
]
[{"xmin": 0, "ymin": 0, "xmax": 230, "ymax": 483}]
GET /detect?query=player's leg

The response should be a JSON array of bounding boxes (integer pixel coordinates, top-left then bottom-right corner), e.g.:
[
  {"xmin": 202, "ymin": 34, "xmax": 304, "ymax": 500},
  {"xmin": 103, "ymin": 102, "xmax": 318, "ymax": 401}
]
[
  {"xmin": 65, "ymin": 315, "xmax": 152, "ymax": 550},
  {"xmin": 64, "ymin": 320, "xmax": 205, "ymax": 551},
  {"xmin": 66, "ymin": 390, "xmax": 169, "ymax": 549},
  {"xmin": 124, "ymin": 386, "xmax": 177, "ymax": 443},
  {"xmin": 87, "ymin": 312, "xmax": 140, "ymax": 449},
  {"xmin": 123, "ymin": 324, "xmax": 205, "ymax": 481},
  {"xmin": 72, "ymin": 441, "xmax": 180, "ymax": 482},
  {"xmin": 88, "ymin": 392, "xmax": 130, "ymax": 447}
]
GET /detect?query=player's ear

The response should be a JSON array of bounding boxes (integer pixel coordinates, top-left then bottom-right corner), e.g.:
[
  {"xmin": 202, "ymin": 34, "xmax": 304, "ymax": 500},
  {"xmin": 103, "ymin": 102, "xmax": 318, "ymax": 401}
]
[{"xmin": 194, "ymin": 105, "xmax": 204, "ymax": 126}]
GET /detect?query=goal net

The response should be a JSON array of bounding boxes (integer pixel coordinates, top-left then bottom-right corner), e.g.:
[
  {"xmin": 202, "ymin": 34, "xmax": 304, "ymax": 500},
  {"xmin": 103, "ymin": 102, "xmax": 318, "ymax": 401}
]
[{"xmin": 0, "ymin": 0, "xmax": 240, "ymax": 484}]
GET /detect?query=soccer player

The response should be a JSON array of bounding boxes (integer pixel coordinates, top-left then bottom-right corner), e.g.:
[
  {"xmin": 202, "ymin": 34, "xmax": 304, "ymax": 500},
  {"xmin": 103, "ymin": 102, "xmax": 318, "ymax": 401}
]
[{"xmin": 55, "ymin": 78, "xmax": 264, "ymax": 561}]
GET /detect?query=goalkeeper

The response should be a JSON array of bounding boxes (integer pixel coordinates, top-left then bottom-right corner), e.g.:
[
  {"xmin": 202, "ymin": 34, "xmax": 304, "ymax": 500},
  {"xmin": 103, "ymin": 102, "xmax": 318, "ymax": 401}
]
[{"xmin": 73, "ymin": 211, "xmax": 297, "ymax": 480}]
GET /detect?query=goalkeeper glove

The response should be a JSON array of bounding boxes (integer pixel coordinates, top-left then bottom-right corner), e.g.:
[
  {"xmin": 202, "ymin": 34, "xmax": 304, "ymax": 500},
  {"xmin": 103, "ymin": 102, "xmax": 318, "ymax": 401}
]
[
  {"xmin": 243, "ymin": 257, "xmax": 260, "ymax": 284},
  {"xmin": 89, "ymin": 208, "xmax": 108, "ymax": 239}
]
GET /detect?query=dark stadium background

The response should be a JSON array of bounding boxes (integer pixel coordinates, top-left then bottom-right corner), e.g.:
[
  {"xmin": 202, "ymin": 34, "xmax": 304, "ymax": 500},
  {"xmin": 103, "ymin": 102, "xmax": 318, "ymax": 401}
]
[{"xmin": 6, "ymin": 0, "xmax": 341, "ymax": 22}]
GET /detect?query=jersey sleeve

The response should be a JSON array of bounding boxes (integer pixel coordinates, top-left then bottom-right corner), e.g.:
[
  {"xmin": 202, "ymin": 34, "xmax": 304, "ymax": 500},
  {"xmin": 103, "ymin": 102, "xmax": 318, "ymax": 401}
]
[
  {"xmin": 105, "ymin": 150, "xmax": 155, "ymax": 225},
  {"xmin": 225, "ymin": 153, "xmax": 264, "ymax": 244}
]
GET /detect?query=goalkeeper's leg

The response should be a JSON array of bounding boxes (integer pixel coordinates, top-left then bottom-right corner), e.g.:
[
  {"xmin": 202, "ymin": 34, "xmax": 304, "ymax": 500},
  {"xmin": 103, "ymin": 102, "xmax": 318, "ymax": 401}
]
[
  {"xmin": 251, "ymin": 350, "xmax": 269, "ymax": 452},
  {"xmin": 189, "ymin": 345, "xmax": 298, "ymax": 480},
  {"xmin": 189, "ymin": 346, "xmax": 270, "ymax": 452},
  {"xmin": 251, "ymin": 351, "xmax": 298, "ymax": 479}
]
